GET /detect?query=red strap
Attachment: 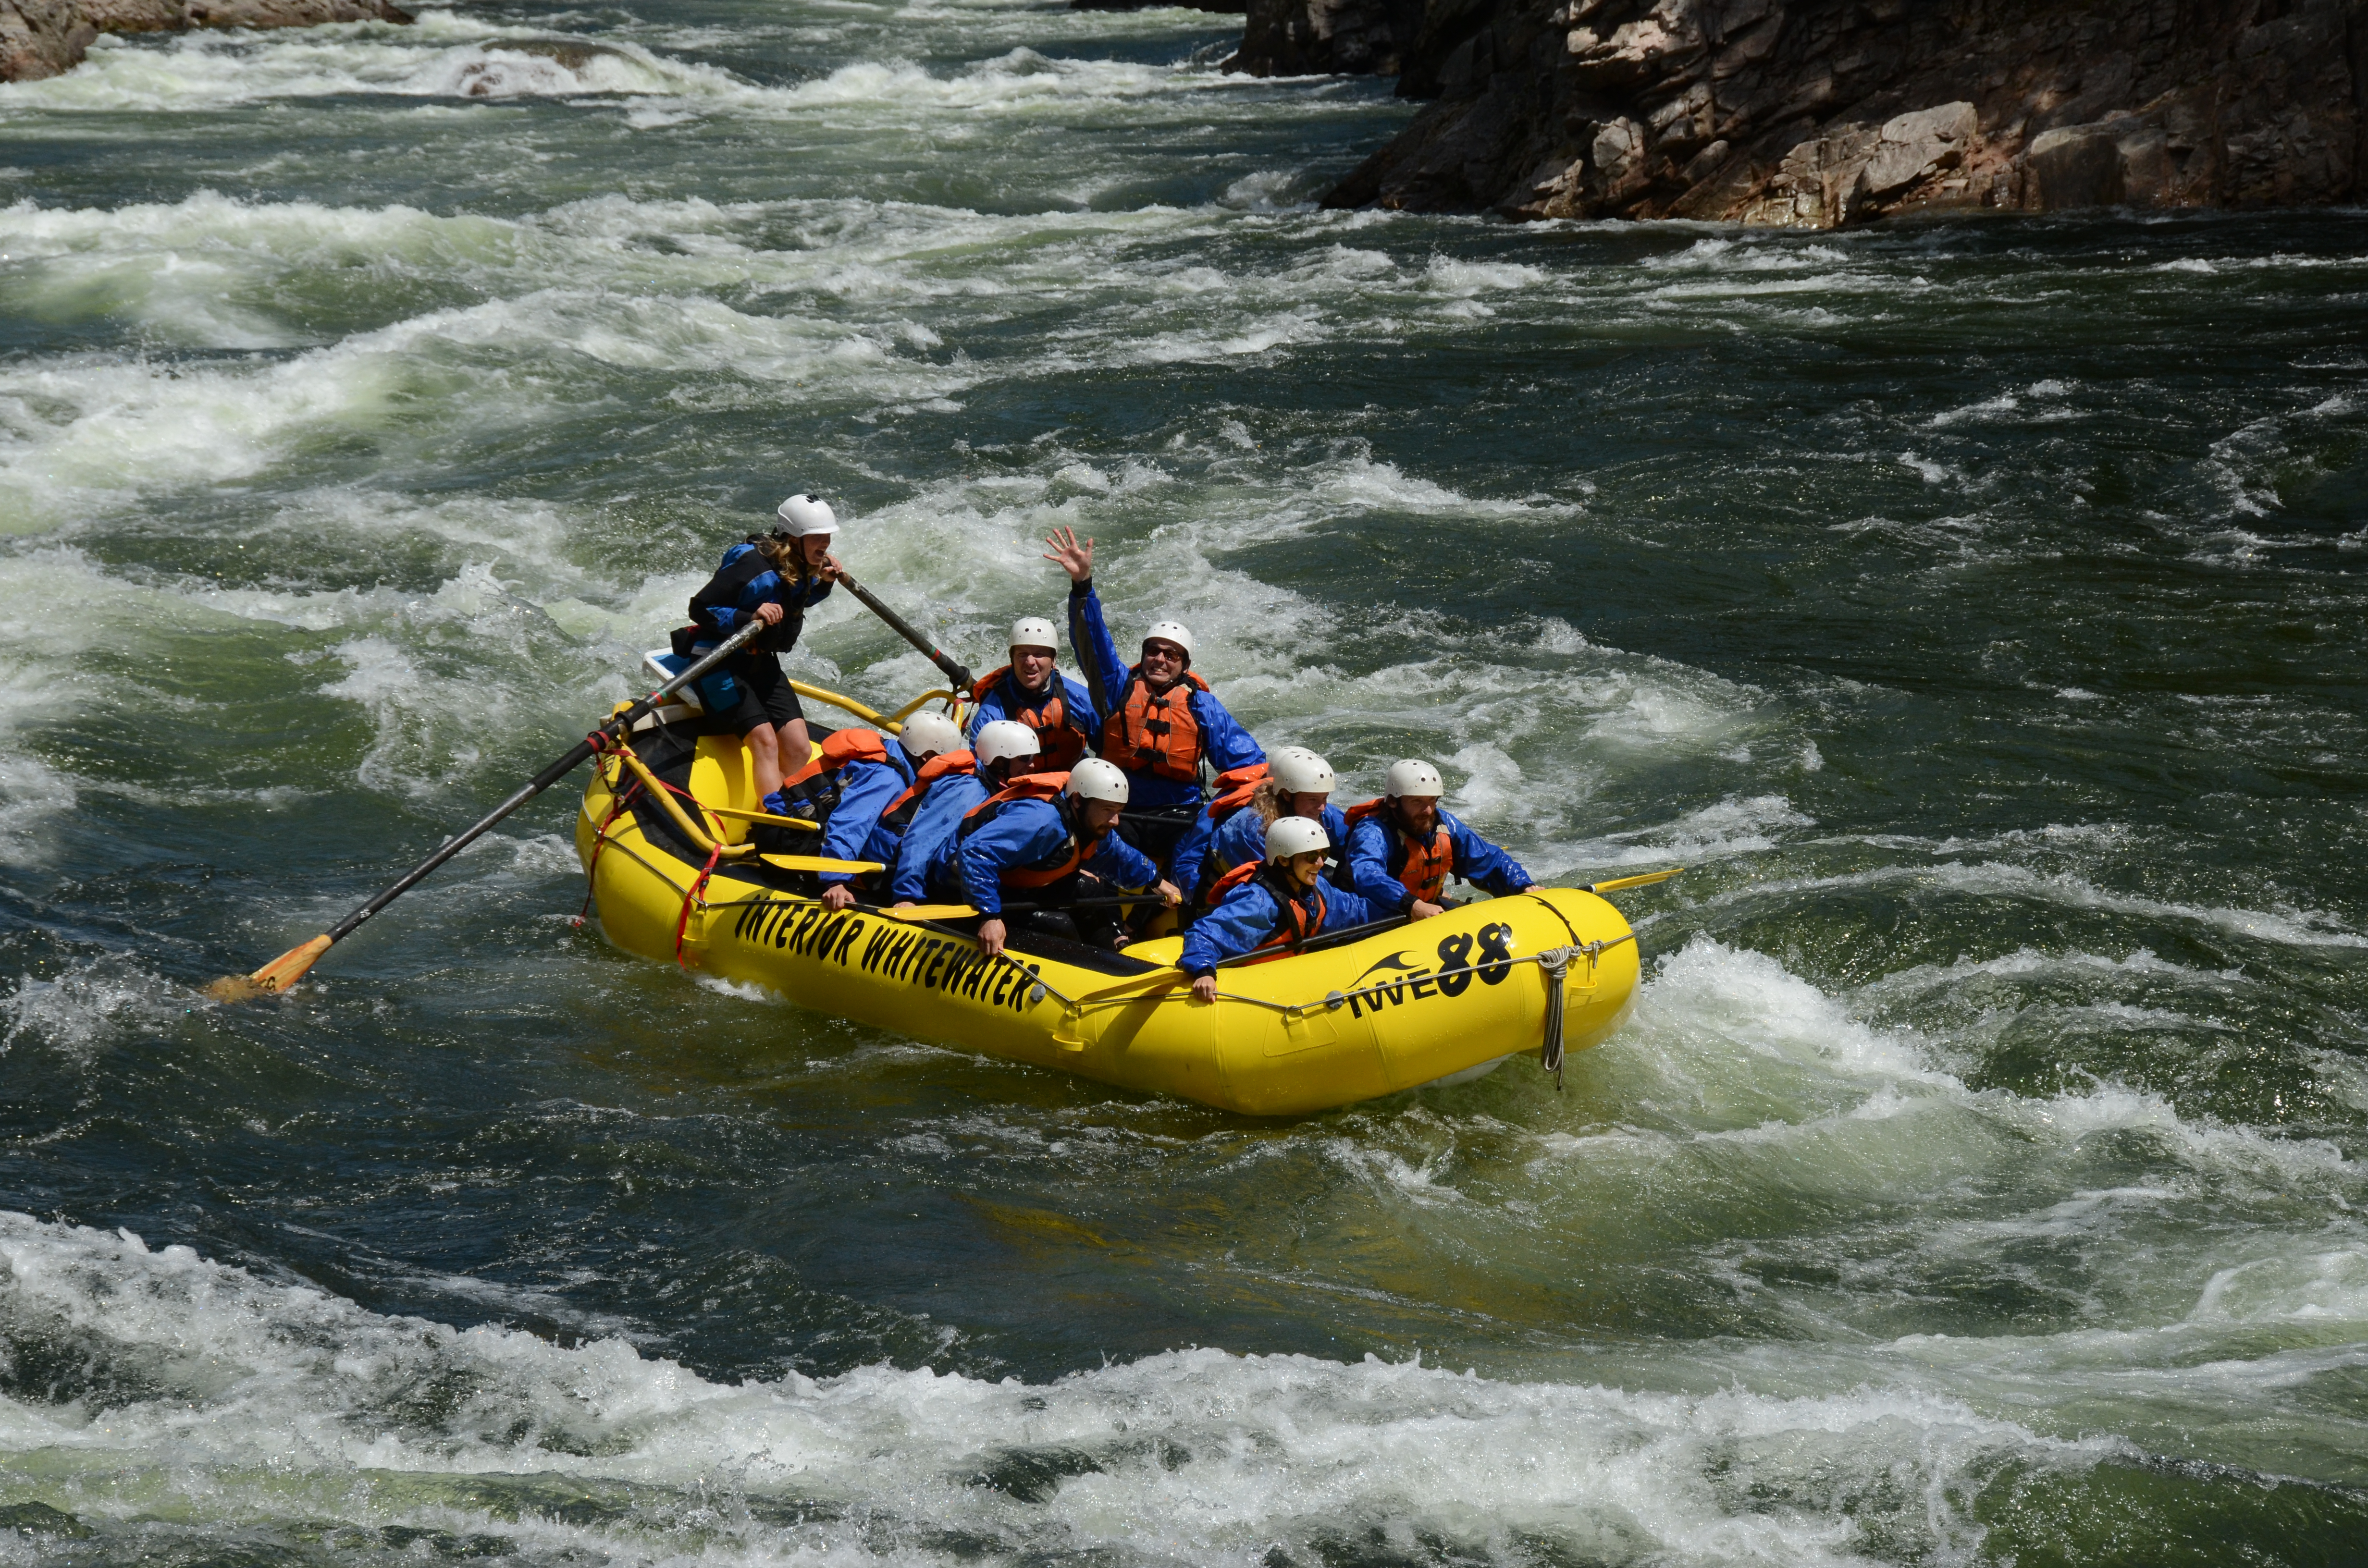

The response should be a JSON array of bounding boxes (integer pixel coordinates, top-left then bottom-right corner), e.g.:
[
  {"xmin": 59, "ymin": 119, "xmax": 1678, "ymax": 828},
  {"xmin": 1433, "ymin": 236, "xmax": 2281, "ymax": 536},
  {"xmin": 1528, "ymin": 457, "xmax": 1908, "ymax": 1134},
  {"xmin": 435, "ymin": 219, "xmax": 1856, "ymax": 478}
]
[{"xmin": 675, "ymin": 845, "xmax": 723, "ymax": 964}]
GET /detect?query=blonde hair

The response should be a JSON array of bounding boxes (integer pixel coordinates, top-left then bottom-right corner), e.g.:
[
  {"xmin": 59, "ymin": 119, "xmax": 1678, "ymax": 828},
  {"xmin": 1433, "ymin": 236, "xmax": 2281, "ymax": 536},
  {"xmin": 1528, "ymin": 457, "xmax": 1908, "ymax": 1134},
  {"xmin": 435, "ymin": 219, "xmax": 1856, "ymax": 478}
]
[{"xmin": 1248, "ymin": 777, "xmax": 1292, "ymax": 829}]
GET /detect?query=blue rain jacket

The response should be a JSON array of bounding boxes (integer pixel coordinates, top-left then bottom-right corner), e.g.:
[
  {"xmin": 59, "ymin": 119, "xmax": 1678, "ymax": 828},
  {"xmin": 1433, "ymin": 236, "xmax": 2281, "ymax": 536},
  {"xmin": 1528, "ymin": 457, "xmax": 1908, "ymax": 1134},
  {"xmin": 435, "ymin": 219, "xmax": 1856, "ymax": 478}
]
[
  {"xmin": 1342, "ymin": 807, "xmax": 1534, "ymax": 914},
  {"xmin": 894, "ymin": 771, "xmax": 988, "ymax": 903},
  {"xmin": 1179, "ymin": 870, "xmax": 1392, "ymax": 978},
  {"xmin": 952, "ymin": 796, "xmax": 1160, "ymax": 916},
  {"xmin": 814, "ymin": 739, "xmax": 922, "ymax": 887}
]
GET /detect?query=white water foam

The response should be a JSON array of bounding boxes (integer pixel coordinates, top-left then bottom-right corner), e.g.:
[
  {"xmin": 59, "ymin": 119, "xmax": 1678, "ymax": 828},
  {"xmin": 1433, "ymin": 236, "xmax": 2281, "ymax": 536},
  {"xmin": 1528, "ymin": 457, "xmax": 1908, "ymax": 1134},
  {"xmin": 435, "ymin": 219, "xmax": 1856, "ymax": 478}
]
[{"xmin": 0, "ymin": 1211, "xmax": 2116, "ymax": 1565}]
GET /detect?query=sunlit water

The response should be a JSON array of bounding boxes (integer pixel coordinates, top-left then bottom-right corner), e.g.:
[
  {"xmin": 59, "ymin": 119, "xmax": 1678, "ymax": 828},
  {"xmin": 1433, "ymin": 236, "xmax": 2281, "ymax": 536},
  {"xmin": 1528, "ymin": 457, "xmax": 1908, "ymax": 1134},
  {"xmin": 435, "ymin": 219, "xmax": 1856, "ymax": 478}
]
[{"xmin": 1, "ymin": 2, "xmax": 2366, "ymax": 1563}]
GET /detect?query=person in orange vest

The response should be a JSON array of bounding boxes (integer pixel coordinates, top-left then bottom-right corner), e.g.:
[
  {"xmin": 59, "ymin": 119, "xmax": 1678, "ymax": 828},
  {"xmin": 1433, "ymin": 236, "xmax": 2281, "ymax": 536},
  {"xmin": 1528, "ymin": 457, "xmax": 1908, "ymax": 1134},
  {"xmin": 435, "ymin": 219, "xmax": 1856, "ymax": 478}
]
[
  {"xmin": 947, "ymin": 756, "xmax": 1180, "ymax": 957},
  {"xmin": 1180, "ymin": 817, "xmax": 1392, "ymax": 1003},
  {"xmin": 1341, "ymin": 759, "xmax": 1537, "ymax": 921},
  {"xmin": 902, "ymin": 720, "xmax": 1039, "ymax": 910},
  {"xmin": 963, "ymin": 616, "xmax": 1100, "ymax": 772},
  {"xmin": 1169, "ymin": 747, "xmax": 1346, "ymax": 906},
  {"xmin": 1042, "ymin": 525, "xmax": 1264, "ymax": 872},
  {"xmin": 790, "ymin": 709, "xmax": 965, "ymax": 912}
]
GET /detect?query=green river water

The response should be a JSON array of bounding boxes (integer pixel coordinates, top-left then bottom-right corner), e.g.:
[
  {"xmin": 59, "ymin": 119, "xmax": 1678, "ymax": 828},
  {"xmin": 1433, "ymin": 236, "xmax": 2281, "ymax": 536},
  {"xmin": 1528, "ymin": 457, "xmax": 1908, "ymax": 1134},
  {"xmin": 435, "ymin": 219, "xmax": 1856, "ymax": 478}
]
[{"xmin": 1, "ymin": 2, "xmax": 2366, "ymax": 1563}]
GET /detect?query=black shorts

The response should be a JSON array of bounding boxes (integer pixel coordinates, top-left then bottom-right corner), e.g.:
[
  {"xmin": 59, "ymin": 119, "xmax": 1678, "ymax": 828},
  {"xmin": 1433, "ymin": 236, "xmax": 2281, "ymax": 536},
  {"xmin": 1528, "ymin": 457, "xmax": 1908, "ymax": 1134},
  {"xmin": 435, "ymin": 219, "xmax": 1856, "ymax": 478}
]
[{"xmin": 692, "ymin": 653, "xmax": 804, "ymax": 736}]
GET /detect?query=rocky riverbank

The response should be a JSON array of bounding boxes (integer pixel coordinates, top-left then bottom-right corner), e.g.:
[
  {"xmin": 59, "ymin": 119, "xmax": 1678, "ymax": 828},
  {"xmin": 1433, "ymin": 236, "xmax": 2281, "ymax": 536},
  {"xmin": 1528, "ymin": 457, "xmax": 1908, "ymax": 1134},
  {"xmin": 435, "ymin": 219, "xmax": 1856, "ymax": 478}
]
[
  {"xmin": 1, "ymin": 0, "xmax": 407, "ymax": 81},
  {"xmin": 1230, "ymin": 0, "xmax": 2366, "ymax": 223}
]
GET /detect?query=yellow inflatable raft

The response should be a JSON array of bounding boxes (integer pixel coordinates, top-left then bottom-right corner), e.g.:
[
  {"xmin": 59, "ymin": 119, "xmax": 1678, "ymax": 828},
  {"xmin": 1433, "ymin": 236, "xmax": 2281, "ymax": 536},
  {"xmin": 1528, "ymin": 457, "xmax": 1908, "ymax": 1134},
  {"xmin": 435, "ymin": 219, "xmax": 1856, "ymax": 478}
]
[{"xmin": 575, "ymin": 692, "xmax": 1640, "ymax": 1116}]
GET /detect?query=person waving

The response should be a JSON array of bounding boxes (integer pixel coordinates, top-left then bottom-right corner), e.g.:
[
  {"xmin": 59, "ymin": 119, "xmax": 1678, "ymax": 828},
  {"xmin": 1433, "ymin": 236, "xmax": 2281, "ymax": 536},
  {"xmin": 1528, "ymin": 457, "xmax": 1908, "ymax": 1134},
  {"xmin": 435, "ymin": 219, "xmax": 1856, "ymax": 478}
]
[{"xmin": 1043, "ymin": 524, "xmax": 1264, "ymax": 874}]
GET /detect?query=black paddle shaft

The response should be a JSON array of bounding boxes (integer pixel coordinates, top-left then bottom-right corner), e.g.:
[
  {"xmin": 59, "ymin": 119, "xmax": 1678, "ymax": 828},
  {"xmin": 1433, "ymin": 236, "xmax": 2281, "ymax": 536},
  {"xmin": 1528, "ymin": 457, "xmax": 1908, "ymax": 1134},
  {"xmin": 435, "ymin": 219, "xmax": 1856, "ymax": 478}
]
[
  {"xmin": 322, "ymin": 617, "xmax": 769, "ymax": 944},
  {"xmin": 834, "ymin": 570, "xmax": 973, "ymax": 691}
]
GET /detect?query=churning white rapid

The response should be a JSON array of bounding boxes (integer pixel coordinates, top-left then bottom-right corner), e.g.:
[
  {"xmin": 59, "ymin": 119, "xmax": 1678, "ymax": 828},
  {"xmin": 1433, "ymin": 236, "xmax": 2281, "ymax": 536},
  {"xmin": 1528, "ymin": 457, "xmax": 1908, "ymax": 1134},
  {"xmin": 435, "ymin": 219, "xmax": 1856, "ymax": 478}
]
[{"xmin": 2, "ymin": 3, "xmax": 2366, "ymax": 1564}]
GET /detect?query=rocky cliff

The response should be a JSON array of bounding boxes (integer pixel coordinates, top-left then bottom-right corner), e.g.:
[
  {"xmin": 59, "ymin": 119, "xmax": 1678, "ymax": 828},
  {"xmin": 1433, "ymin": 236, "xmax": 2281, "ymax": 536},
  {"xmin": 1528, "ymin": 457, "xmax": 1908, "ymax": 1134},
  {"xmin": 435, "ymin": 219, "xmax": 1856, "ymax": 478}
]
[
  {"xmin": 1238, "ymin": 0, "xmax": 2367, "ymax": 222},
  {"xmin": 2, "ymin": 0, "xmax": 407, "ymax": 80}
]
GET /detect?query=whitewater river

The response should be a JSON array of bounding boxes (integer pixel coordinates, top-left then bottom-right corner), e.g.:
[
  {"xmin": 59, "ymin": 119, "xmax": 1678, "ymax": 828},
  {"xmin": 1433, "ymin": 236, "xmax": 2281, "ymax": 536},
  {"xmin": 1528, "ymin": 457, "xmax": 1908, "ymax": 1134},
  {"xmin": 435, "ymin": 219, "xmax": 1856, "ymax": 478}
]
[{"xmin": 2, "ymin": 1, "xmax": 2366, "ymax": 1562}]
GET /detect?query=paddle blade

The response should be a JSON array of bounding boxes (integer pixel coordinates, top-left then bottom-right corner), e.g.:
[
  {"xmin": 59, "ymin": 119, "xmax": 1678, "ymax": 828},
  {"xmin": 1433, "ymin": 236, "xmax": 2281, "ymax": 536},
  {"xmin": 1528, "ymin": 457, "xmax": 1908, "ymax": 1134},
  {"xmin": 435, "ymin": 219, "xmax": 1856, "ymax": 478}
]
[
  {"xmin": 758, "ymin": 855, "xmax": 885, "ymax": 875},
  {"xmin": 706, "ymin": 805, "xmax": 819, "ymax": 832},
  {"xmin": 204, "ymin": 933, "xmax": 333, "ymax": 1002},
  {"xmin": 884, "ymin": 903, "xmax": 978, "ymax": 921},
  {"xmin": 1581, "ymin": 867, "xmax": 1683, "ymax": 894}
]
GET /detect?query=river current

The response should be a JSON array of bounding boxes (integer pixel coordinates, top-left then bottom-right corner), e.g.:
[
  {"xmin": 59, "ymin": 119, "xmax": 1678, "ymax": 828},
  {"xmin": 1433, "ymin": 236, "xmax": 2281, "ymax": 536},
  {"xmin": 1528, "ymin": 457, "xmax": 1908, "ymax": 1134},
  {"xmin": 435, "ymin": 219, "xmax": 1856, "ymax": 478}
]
[{"xmin": 2, "ymin": 2, "xmax": 2366, "ymax": 1563}]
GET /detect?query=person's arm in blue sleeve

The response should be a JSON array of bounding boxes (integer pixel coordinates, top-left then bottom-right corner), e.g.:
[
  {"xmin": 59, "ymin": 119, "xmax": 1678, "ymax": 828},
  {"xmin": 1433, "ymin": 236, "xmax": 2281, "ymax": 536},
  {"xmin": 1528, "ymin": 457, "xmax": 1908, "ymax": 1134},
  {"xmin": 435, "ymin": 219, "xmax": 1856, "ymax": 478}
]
[
  {"xmin": 957, "ymin": 802, "xmax": 1063, "ymax": 916},
  {"xmin": 1085, "ymin": 829, "xmax": 1159, "ymax": 890},
  {"xmin": 891, "ymin": 779, "xmax": 980, "ymax": 902},
  {"xmin": 1314, "ymin": 881, "xmax": 1393, "ymax": 935},
  {"xmin": 1179, "ymin": 886, "xmax": 1277, "ymax": 977},
  {"xmin": 1445, "ymin": 812, "xmax": 1534, "ymax": 896},
  {"xmin": 1345, "ymin": 816, "xmax": 1416, "ymax": 915},
  {"xmin": 1058, "ymin": 671, "xmax": 1105, "ymax": 735},
  {"xmin": 817, "ymin": 761, "xmax": 905, "ymax": 884},
  {"xmin": 1067, "ymin": 581, "xmax": 1129, "ymax": 721},
  {"xmin": 1188, "ymin": 690, "xmax": 1266, "ymax": 772},
  {"xmin": 1167, "ymin": 806, "xmax": 1222, "ymax": 903},
  {"xmin": 801, "ymin": 574, "xmax": 834, "ymax": 608}
]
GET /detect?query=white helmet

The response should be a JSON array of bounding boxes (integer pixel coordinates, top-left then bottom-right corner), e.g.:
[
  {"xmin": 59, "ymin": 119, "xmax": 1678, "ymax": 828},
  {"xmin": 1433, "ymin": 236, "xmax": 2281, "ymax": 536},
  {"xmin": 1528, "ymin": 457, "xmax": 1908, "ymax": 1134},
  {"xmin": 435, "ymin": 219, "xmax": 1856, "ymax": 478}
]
[
  {"xmin": 900, "ymin": 710, "xmax": 962, "ymax": 759},
  {"xmin": 1386, "ymin": 759, "xmax": 1444, "ymax": 798},
  {"xmin": 1271, "ymin": 747, "xmax": 1335, "ymax": 796},
  {"xmin": 1009, "ymin": 615, "xmax": 1058, "ymax": 653},
  {"xmin": 1142, "ymin": 620, "xmax": 1195, "ymax": 662},
  {"xmin": 974, "ymin": 720, "xmax": 1041, "ymax": 768},
  {"xmin": 1266, "ymin": 815, "xmax": 1331, "ymax": 860},
  {"xmin": 1066, "ymin": 757, "xmax": 1130, "ymax": 804},
  {"xmin": 775, "ymin": 493, "xmax": 838, "ymax": 537}
]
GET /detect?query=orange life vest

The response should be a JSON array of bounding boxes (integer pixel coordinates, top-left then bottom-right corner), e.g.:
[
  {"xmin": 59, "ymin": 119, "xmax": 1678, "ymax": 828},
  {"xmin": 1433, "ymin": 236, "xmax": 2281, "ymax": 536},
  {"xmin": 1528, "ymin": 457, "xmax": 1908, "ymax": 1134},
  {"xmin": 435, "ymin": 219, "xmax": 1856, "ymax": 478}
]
[
  {"xmin": 778, "ymin": 727, "xmax": 893, "ymax": 806},
  {"xmin": 1344, "ymin": 797, "xmax": 1454, "ymax": 902},
  {"xmin": 1207, "ymin": 859, "xmax": 1325, "ymax": 962},
  {"xmin": 1102, "ymin": 670, "xmax": 1210, "ymax": 784},
  {"xmin": 971, "ymin": 667, "xmax": 1092, "ymax": 772},
  {"xmin": 1204, "ymin": 762, "xmax": 1270, "ymax": 821},
  {"xmin": 958, "ymin": 772, "xmax": 1091, "ymax": 889},
  {"xmin": 881, "ymin": 748, "xmax": 975, "ymax": 827}
]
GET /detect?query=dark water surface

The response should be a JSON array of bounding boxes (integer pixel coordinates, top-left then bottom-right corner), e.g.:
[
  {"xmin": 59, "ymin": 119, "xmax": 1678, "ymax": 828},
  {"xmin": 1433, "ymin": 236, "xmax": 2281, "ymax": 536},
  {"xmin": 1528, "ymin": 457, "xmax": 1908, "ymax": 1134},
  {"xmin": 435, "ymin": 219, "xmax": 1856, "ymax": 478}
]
[{"xmin": 3, "ymin": 2, "xmax": 2367, "ymax": 1563}]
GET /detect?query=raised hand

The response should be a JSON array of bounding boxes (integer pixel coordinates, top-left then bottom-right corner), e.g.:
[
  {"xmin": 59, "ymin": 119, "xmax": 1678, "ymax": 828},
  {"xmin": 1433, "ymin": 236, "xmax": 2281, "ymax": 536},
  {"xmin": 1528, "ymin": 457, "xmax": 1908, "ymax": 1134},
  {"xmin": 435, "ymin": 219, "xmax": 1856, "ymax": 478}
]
[{"xmin": 1042, "ymin": 525, "xmax": 1094, "ymax": 583}]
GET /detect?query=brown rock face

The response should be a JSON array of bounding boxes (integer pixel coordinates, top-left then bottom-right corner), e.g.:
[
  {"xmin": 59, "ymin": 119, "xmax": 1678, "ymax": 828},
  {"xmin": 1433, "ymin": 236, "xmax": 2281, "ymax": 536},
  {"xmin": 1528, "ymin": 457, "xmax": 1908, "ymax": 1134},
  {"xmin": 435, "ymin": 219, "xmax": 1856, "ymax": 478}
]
[
  {"xmin": 1, "ymin": 0, "xmax": 408, "ymax": 80},
  {"xmin": 1312, "ymin": 0, "xmax": 2368, "ymax": 222},
  {"xmin": 0, "ymin": 0, "xmax": 97, "ymax": 80},
  {"xmin": 1228, "ymin": 0, "xmax": 1423, "ymax": 74}
]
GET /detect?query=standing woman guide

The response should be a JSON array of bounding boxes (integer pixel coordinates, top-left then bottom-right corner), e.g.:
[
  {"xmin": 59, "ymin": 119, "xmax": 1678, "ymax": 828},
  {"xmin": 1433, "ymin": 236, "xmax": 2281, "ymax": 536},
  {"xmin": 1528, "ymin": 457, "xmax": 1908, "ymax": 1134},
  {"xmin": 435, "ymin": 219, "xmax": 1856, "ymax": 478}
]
[{"xmin": 684, "ymin": 493, "xmax": 843, "ymax": 816}]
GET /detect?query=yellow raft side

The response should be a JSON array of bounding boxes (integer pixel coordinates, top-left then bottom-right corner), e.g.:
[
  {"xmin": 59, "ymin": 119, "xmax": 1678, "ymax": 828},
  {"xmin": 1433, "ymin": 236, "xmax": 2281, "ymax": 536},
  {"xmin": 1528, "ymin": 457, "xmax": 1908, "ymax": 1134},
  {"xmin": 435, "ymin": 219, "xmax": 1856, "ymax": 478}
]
[{"xmin": 576, "ymin": 738, "xmax": 1638, "ymax": 1116}]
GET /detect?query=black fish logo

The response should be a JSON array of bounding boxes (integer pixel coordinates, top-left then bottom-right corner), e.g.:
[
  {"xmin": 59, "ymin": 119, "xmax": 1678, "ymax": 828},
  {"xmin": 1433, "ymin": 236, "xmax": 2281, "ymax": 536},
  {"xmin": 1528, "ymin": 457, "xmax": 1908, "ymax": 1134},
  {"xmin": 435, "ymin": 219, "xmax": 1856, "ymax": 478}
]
[{"xmin": 1353, "ymin": 952, "xmax": 1420, "ymax": 983}]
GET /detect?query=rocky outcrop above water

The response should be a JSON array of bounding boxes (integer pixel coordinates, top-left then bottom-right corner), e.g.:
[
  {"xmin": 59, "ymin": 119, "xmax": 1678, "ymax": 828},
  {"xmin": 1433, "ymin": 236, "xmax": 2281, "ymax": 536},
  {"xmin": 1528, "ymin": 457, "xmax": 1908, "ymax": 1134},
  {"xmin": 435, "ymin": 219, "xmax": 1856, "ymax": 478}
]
[
  {"xmin": 1276, "ymin": 0, "xmax": 2368, "ymax": 222},
  {"xmin": 1, "ymin": 0, "xmax": 407, "ymax": 80}
]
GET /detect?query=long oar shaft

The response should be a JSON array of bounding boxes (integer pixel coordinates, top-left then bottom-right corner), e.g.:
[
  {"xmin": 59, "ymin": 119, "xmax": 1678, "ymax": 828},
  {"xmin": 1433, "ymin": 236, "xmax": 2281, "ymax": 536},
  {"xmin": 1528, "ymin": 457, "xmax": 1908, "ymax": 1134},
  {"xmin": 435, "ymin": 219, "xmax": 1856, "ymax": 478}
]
[
  {"xmin": 209, "ymin": 617, "xmax": 769, "ymax": 999},
  {"xmin": 834, "ymin": 569, "xmax": 973, "ymax": 690}
]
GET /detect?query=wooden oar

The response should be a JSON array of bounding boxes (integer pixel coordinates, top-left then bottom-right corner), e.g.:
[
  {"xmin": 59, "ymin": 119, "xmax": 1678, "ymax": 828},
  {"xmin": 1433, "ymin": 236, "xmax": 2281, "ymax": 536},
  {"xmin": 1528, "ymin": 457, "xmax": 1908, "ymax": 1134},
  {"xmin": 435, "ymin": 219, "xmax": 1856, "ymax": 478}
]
[
  {"xmin": 833, "ymin": 569, "xmax": 973, "ymax": 691},
  {"xmin": 203, "ymin": 617, "xmax": 777, "ymax": 1001}
]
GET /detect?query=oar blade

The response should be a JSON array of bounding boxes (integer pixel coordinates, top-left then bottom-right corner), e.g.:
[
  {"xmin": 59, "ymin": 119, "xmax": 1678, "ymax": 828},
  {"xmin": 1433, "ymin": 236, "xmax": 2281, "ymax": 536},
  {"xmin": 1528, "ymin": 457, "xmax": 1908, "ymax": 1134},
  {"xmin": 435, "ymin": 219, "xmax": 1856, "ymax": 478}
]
[
  {"xmin": 759, "ymin": 855, "xmax": 885, "ymax": 875},
  {"xmin": 885, "ymin": 903, "xmax": 978, "ymax": 921},
  {"xmin": 1581, "ymin": 867, "xmax": 1684, "ymax": 894},
  {"xmin": 204, "ymin": 933, "xmax": 333, "ymax": 1002}
]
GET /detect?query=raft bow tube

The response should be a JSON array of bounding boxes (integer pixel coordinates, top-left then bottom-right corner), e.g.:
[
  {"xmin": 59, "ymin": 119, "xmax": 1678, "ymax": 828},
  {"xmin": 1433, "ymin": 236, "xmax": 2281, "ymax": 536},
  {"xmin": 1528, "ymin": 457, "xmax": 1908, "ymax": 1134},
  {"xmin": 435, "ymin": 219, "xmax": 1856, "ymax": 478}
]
[{"xmin": 577, "ymin": 733, "xmax": 1639, "ymax": 1116}]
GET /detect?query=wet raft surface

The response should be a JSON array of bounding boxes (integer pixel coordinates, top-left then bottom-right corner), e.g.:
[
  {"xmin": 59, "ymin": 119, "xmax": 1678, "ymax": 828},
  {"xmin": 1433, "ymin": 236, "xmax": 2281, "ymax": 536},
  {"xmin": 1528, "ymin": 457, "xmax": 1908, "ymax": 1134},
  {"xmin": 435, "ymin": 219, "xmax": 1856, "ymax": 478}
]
[{"xmin": 2, "ymin": 0, "xmax": 2368, "ymax": 1564}]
